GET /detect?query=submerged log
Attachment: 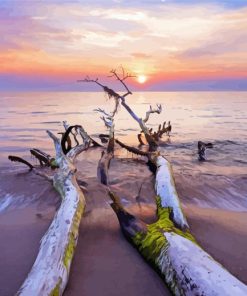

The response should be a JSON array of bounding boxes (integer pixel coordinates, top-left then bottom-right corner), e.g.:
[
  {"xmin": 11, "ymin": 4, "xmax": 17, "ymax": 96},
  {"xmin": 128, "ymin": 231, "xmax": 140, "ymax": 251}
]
[
  {"xmin": 198, "ymin": 141, "xmax": 214, "ymax": 161},
  {"xmin": 16, "ymin": 129, "xmax": 88, "ymax": 296},
  {"xmin": 109, "ymin": 155, "xmax": 247, "ymax": 295}
]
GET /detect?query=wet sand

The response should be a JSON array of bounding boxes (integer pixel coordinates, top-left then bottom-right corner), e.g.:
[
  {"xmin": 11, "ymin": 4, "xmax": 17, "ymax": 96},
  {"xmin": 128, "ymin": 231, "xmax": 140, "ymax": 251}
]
[
  {"xmin": 0, "ymin": 207, "xmax": 57, "ymax": 296},
  {"xmin": 0, "ymin": 170, "xmax": 60, "ymax": 296},
  {"xmin": 184, "ymin": 206, "xmax": 247, "ymax": 284},
  {"xmin": 64, "ymin": 207, "xmax": 170, "ymax": 296},
  {"xmin": 0, "ymin": 151, "xmax": 247, "ymax": 295}
]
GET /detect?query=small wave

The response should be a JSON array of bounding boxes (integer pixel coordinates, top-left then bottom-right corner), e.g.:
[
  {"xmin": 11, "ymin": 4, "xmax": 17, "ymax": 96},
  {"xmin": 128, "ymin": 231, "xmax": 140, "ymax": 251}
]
[
  {"xmin": 234, "ymin": 159, "xmax": 247, "ymax": 165},
  {"xmin": 198, "ymin": 115, "xmax": 232, "ymax": 118},
  {"xmin": 0, "ymin": 146, "xmax": 30, "ymax": 152},
  {"xmin": 215, "ymin": 140, "xmax": 240, "ymax": 145},
  {"xmin": 120, "ymin": 128, "xmax": 139, "ymax": 132},
  {"xmin": 7, "ymin": 138, "xmax": 33, "ymax": 142},
  {"xmin": 0, "ymin": 127, "xmax": 45, "ymax": 132},
  {"xmin": 31, "ymin": 111, "xmax": 48, "ymax": 114},
  {"xmin": 55, "ymin": 111, "xmax": 92, "ymax": 115},
  {"xmin": 0, "ymin": 194, "xmax": 13, "ymax": 213},
  {"xmin": 40, "ymin": 121, "xmax": 61, "ymax": 124}
]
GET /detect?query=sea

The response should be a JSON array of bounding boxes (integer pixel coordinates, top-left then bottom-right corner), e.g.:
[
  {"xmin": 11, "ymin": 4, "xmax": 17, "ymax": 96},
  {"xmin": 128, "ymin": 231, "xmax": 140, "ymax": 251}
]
[{"xmin": 0, "ymin": 91, "xmax": 247, "ymax": 211}]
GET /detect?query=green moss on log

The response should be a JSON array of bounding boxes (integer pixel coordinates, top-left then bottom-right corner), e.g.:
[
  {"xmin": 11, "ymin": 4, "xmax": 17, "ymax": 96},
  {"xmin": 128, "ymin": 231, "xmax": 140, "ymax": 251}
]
[
  {"xmin": 49, "ymin": 278, "xmax": 61, "ymax": 296},
  {"xmin": 133, "ymin": 197, "xmax": 196, "ymax": 264},
  {"xmin": 63, "ymin": 199, "xmax": 84, "ymax": 271}
]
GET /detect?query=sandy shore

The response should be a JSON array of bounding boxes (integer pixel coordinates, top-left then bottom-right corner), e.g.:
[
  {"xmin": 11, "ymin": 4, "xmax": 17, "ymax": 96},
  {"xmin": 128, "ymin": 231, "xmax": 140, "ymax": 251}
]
[
  {"xmin": 64, "ymin": 207, "xmax": 170, "ymax": 296},
  {"xmin": 184, "ymin": 205, "xmax": 247, "ymax": 284},
  {"xmin": 0, "ymin": 197, "xmax": 246, "ymax": 296},
  {"xmin": 0, "ymin": 207, "xmax": 57, "ymax": 296},
  {"xmin": 0, "ymin": 157, "xmax": 246, "ymax": 295}
]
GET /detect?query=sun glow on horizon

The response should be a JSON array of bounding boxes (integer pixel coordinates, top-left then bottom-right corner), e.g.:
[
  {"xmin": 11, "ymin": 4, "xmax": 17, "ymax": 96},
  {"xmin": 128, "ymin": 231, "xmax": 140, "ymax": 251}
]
[
  {"xmin": 1, "ymin": 1, "xmax": 247, "ymax": 90},
  {"xmin": 137, "ymin": 75, "xmax": 147, "ymax": 84}
]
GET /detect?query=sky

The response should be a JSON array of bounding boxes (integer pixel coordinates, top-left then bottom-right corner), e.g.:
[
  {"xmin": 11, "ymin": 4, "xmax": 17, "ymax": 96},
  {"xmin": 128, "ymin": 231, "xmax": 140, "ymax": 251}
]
[{"xmin": 0, "ymin": 0, "xmax": 247, "ymax": 91}]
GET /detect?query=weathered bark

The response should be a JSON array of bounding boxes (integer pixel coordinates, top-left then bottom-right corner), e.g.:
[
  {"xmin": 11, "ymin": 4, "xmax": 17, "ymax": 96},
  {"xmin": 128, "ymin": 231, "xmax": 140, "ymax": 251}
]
[
  {"xmin": 97, "ymin": 112, "xmax": 115, "ymax": 186},
  {"xmin": 109, "ymin": 155, "xmax": 247, "ymax": 295},
  {"xmin": 97, "ymin": 137, "xmax": 114, "ymax": 185},
  {"xmin": 16, "ymin": 128, "xmax": 88, "ymax": 296}
]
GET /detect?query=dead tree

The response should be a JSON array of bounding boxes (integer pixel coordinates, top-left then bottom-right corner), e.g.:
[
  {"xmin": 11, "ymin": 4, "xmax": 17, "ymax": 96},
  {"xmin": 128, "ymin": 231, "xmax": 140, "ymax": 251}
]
[
  {"xmin": 79, "ymin": 69, "xmax": 247, "ymax": 295},
  {"xmin": 9, "ymin": 124, "xmax": 92, "ymax": 296},
  {"xmin": 78, "ymin": 68, "xmax": 162, "ymax": 151}
]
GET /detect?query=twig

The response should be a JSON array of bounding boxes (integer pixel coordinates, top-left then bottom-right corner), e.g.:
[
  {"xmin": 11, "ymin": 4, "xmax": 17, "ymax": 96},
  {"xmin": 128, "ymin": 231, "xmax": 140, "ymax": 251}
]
[
  {"xmin": 143, "ymin": 104, "xmax": 162, "ymax": 123},
  {"xmin": 109, "ymin": 67, "xmax": 135, "ymax": 97}
]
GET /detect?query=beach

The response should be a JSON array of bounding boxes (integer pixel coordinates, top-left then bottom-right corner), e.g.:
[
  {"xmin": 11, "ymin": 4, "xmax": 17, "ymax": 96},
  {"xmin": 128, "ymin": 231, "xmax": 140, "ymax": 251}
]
[
  {"xmin": 0, "ymin": 91, "xmax": 246, "ymax": 295},
  {"xmin": 0, "ymin": 150, "xmax": 246, "ymax": 296}
]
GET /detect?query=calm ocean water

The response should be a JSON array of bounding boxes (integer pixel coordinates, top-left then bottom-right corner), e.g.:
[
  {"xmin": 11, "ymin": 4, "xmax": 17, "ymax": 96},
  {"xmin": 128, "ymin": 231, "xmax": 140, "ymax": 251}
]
[{"xmin": 0, "ymin": 91, "xmax": 247, "ymax": 210}]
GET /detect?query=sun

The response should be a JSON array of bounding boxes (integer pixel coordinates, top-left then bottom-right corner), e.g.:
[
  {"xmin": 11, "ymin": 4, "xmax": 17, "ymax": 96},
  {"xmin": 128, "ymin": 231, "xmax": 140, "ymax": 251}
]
[{"xmin": 137, "ymin": 75, "xmax": 147, "ymax": 84}]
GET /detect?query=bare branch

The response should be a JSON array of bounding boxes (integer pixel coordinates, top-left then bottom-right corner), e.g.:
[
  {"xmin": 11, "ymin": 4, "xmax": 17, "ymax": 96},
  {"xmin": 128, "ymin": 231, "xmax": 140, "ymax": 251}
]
[
  {"xmin": 67, "ymin": 143, "xmax": 89, "ymax": 161},
  {"xmin": 63, "ymin": 120, "xmax": 70, "ymax": 131},
  {"xmin": 101, "ymin": 116, "xmax": 112, "ymax": 128},
  {"xmin": 8, "ymin": 155, "xmax": 54, "ymax": 181},
  {"xmin": 77, "ymin": 76, "xmax": 105, "ymax": 89},
  {"xmin": 109, "ymin": 67, "xmax": 135, "ymax": 97},
  {"xmin": 47, "ymin": 130, "xmax": 63, "ymax": 159},
  {"xmin": 74, "ymin": 126, "xmax": 89, "ymax": 145},
  {"xmin": 8, "ymin": 155, "xmax": 34, "ymax": 170},
  {"xmin": 76, "ymin": 125, "xmax": 102, "ymax": 147},
  {"xmin": 77, "ymin": 69, "xmax": 160, "ymax": 150},
  {"xmin": 94, "ymin": 108, "xmax": 112, "ymax": 119},
  {"xmin": 63, "ymin": 120, "xmax": 80, "ymax": 146},
  {"xmin": 143, "ymin": 104, "xmax": 162, "ymax": 123},
  {"xmin": 115, "ymin": 139, "xmax": 149, "ymax": 157},
  {"xmin": 61, "ymin": 125, "xmax": 82, "ymax": 155}
]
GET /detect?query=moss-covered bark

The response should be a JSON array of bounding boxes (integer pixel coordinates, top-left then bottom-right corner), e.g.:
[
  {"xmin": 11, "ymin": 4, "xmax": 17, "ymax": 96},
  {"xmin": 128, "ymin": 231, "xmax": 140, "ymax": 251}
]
[{"xmin": 110, "ymin": 157, "xmax": 247, "ymax": 296}]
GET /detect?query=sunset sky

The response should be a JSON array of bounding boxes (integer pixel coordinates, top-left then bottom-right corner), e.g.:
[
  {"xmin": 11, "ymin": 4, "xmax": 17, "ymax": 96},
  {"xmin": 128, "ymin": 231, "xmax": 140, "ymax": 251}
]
[{"xmin": 1, "ymin": 0, "xmax": 247, "ymax": 91}]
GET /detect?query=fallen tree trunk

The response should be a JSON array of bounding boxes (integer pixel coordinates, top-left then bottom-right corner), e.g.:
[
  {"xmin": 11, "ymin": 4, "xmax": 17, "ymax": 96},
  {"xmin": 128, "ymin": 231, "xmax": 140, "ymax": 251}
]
[
  {"xmin": 109, "ymin": 154, "xmax": 247, "ymax": 295},
  {"xmin": 80, "ymin": 69, "xmax": 247, "ymax": 294},
  {"xmin": 16, "ymin": 129, "xmax": 88, "ymax": 296}
]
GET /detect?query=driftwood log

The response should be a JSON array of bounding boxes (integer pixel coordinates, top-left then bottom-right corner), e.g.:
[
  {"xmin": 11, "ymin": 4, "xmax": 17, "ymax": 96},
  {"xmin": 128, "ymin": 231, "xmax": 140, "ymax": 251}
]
[
  {"xmin": 109, "ymin": 153, "xmax": 247, "ymax": 295},
  {"xmin": 10, "ymin": 126, "xmax": 91, "ymax": 296},
  {"xmin": 80, "ymin": 69, "xmax": 247, "ymax": 295}
]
